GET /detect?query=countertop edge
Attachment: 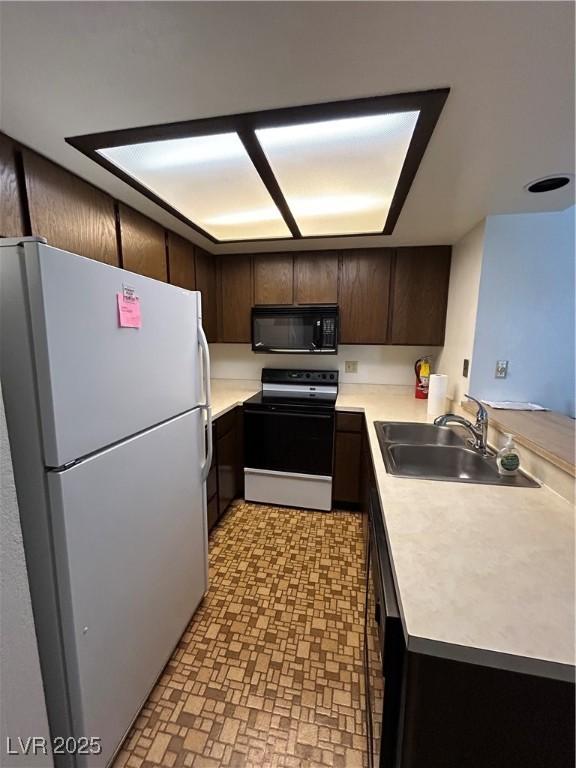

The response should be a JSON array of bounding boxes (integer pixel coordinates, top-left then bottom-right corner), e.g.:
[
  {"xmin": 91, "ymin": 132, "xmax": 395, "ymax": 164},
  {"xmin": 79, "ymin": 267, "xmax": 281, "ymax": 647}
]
[{"xmin": 408, "ymin": 635, "xmax": 575, "ymax": 683}]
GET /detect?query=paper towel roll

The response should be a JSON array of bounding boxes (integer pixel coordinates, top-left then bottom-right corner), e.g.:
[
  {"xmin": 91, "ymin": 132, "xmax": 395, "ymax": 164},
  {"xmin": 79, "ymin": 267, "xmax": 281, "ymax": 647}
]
[{"xmin": 427, "ymin": 374, "xmax": 448, "ymax": 420}]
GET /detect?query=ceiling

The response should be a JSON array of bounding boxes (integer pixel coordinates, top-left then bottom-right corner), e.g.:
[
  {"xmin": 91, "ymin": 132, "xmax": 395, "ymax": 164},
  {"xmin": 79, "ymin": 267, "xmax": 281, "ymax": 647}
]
[{"xmin": 0, "ymin": 1, "xmax": 574, "ymax": 254}]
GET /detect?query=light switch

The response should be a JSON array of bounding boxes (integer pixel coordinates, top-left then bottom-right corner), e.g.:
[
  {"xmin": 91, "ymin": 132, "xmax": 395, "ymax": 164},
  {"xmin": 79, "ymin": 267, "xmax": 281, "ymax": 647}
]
[
  {"xmin": 462, "ymin": 359, "xmax": 469, "ymax": 378},
  {"xmin": 344, "ymin": 361, "xmax": 358, "ymax": 373},
  {"xmin": 495, "ymin": 360, "xmax": 509, "ymax": 378}
]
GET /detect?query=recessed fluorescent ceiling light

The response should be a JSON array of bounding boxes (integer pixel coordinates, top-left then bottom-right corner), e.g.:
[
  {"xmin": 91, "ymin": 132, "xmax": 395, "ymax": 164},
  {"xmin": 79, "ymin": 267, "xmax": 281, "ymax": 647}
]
[
  {"xmin": 256, "ymin": 111, "xmax": 420, "ymax": 236},
  {"xmin": 98, "ymin": 134, "xmax": 290, "ymax": 241}
]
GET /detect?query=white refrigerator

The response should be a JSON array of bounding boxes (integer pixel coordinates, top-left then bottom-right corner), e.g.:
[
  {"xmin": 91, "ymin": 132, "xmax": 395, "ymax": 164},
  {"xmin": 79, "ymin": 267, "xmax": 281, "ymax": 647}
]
[{"xmin": 0, "ymin": 237, "xmax": 213, "ymax": 767}]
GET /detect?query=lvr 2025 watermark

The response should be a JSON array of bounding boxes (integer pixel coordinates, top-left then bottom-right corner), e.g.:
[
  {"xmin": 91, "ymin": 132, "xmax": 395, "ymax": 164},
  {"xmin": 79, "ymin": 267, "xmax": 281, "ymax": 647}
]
[{"xmin": 6, "ymin": 736, "xmax": 102, "ymax": 756}]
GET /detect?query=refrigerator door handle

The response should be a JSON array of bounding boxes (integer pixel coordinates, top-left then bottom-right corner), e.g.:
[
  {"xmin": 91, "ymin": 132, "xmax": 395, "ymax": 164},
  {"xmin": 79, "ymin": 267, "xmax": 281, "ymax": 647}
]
[{"xmin": 199, "ymin": 325, "xmax": 213, "ymax": 482}]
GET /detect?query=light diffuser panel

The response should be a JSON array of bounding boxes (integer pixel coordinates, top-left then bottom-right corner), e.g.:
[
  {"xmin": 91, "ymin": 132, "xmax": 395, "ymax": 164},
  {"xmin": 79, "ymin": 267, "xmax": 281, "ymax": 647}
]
[
  {"xmin": 256, "ymin": 112, "xmax": 420, "ymax": 236},
  {"xmin": 98, "ymin": 134, "xmax": 291, "ymax": 241}
]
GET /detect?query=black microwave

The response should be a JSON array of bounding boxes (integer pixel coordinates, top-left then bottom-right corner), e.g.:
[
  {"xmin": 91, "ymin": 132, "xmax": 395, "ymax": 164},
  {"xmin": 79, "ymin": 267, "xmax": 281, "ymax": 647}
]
[{"xmin": 251, "ymin": 306, "xmax": 338, "ymax": 354}]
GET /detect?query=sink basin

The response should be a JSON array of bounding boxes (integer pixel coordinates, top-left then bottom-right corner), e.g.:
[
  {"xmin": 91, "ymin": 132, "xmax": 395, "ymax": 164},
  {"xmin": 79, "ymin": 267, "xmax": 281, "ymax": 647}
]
[
  {"xmin": 375, "ymin": 421, "xmax": 539, "ymax": 487},
  {"xmin": 377, "ymin": 421, "xmax": 465, "ymax": 446}
]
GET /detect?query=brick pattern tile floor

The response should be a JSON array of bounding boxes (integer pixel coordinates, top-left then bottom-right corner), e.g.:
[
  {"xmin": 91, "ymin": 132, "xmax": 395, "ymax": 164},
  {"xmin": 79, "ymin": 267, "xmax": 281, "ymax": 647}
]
[{"xmin": 113, "ymin": 501, "xmax": 367, "ymax": 768}]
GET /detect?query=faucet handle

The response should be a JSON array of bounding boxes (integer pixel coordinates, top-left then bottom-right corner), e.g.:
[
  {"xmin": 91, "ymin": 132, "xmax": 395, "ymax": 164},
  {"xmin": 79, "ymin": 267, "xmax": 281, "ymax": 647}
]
[{"xmin": 464, "ymin": 394, "xmax": 488, "ymax": 422}]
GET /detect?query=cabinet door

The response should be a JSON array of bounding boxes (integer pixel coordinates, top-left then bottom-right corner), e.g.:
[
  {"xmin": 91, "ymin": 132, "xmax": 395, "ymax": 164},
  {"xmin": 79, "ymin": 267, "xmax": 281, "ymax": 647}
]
[
  {"xmin": 0, "ymin": 134, "xmax": 23, "ymax": 237},
  {"xmin": 119, "ymin": 205, "xmax": 167, "ymax": 281},
  {"xmin": 254, "ymin": 253, "xmax": 293, "ymax": 305},
  {"xmin": 217, "ymin": 425, "xmax": 237, "ymax": 517},
  {"xmin": 219, "ymin": 254, "xmax": 252, "ymax": 342},
  {"xmin": 333, "ymin": 430, "xmax": 363, "ymax": 506},
  {"xmin": 339, "ymin": 249, "xmax": 393, "ymax": 343},
  {"xmin": 389, "ymin": 246, "xmax": 451, "ymax": 345},
  {"xmin": 168, "ymin": 231, "xmax": 195, "ymax": 290},
  {"xmin": 195, "ymin": 247, "xmax": 218, "ymax": 342},
  {"xmin": 23, "ymin": 150, "xmax": 117, "ymax": 265},
  {"xmin": 295, "ymin": 252, "xmax": 338, "ymax": 304}
]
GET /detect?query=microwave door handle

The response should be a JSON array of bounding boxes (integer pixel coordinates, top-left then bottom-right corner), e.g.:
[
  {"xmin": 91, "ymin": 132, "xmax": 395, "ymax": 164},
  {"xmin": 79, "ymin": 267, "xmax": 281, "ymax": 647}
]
[{"xmin": 312, "ymin": 318, "xmax": 322, "ymax": 349}]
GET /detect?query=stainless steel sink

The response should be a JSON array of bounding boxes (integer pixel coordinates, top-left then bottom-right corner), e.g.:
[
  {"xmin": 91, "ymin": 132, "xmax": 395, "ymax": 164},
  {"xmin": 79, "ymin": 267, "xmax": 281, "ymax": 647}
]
[
  {"xmin": 377, "ymin": 421, "xmax": 466, "ymax": 446},
  {"xmin": 375, "ymin": 421, "xmax": 539, "ymax": 487}
]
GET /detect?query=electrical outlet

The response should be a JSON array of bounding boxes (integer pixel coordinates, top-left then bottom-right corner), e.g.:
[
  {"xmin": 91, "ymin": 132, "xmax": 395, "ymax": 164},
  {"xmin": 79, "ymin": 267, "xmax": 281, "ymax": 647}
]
[
  {"xmin": 344, "ymin": 361, "xmax": 358, "ymax": 374},
  {"xmin": 462, "ymin": 359, "xmax": 469, "ymax": 378},
  {"xmin": 495, "ymin": 360, "xmax": 509, "ymax": 379}
]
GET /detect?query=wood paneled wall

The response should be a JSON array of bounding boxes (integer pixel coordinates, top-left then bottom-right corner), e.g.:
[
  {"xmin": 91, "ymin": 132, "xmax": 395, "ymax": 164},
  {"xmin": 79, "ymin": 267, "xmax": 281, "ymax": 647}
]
[
  {"xmin": 0, "ymin": 134, "xmax": 24, "ymax": 237},
  {"xmin": 22, "ymin": 150, "xmax": 119, "ymax": 265}
]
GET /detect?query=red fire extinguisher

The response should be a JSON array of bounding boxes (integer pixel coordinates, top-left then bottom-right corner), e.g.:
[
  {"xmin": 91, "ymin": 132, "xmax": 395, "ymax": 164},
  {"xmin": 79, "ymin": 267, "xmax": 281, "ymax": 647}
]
[{"xmin": 414, "ymin": 357, "xmax": 431, "ymax": 399}]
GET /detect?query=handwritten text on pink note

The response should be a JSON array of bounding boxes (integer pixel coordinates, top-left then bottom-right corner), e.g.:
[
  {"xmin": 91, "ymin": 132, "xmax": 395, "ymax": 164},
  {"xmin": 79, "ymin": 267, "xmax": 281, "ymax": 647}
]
[{"xmin": 117, "ymin": 293, "xmax": 142, "ymax": 329}]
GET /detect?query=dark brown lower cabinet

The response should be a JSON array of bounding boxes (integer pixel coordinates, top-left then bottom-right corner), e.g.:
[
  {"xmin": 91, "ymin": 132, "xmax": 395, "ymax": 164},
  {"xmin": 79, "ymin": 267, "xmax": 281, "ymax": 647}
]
[
  {"xmin": 207, "ymin": 407, "xmax": 243, "ymax": 533},
  {"xmin": 333, "ymin": 411, "xmax": 364, "ymax": 507}
]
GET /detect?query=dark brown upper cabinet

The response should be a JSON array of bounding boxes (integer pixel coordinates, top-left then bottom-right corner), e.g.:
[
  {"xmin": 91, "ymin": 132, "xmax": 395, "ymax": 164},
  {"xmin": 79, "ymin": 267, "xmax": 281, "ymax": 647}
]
[
  {"xmin": 195, "ymin": 247, "xmax": 218, "ymax": 342},
  {"xmin": 23, "ymin": 150, "xmax": 118, "ymax": 265},
  {"xmin": 118, "ymin": 205, "xmax": 167, "ymax": 282},
  {"xmin": 388, "ymin": 246, "xmax": 451, "ymax": 345},
  {"xmin": 295, "ymin": 252, "xmax": 338, "ymax": 304},
  {"xmin": 0, "ymin": 134, "xmax": 23, "ymax": 237},
  {"xmin": 253, "ymin": 253, "xmax": 294, "ymax": 305},
  {"xmin": 339, "ymin": 249, "xmax": 393, "ymax": 344},
  {"xmin": 167, "ymin": 231, "xmax": 195, "ymax": 290},
  {"xmin": 218, "ymin": 254, "xmax": 252, "ymax": 343}
]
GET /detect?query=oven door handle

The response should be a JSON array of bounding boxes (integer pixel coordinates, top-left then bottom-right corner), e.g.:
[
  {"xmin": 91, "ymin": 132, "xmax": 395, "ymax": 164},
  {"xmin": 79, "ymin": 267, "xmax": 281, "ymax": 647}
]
[
  {"xmin": 244, "ymin": 409, "xmax": 333, "ymax": 419},
  {"xmin": 264, "ymin": 347, "xmax": 313, "ymax": 353}
]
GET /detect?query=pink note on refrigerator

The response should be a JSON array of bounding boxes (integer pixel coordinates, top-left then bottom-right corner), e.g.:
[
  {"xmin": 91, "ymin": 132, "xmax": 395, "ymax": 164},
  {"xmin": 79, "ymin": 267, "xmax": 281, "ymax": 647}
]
[{"xmin": 117, "ymin": 293, "xmax": 142, "ymax": 328}]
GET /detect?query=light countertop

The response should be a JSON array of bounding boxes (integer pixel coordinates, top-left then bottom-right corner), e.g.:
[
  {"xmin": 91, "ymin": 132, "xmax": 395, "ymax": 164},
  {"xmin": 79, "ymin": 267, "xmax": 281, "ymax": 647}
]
[{"xmin": 210, "ymin": 379, "xmax": 575, "ymax": 682}]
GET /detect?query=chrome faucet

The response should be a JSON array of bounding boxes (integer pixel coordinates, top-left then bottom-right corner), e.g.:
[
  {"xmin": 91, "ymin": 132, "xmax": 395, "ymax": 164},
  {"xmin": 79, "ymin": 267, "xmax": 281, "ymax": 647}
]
[{"xmin": 434, "ymin": 394, "xmax": 489, "ymax": 455}]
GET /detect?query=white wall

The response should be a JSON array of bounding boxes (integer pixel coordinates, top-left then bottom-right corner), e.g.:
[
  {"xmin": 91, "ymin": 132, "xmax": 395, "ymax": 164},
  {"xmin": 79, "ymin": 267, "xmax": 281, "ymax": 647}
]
[
  {"xmin": 0, "ymin": 389, "xmax": 53, "ymax": 767},
  {"xmin": 471, "ymin": 206, "xmax": 575, "ymax": 416},
  {"xmin": 210, "ymin": 344, "xmax": 443, "ymax": 385},
  {"xmin": 436, "ymin": 221, "xmax": 485, "ymax": 406}
]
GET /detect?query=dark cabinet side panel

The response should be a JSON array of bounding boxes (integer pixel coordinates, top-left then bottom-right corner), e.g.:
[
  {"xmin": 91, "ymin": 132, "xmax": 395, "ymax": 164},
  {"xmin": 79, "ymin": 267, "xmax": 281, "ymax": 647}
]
[
  {"xmin": 388, "ymin": 246, "xmax": 451, "ymax": 345},
  {"xmin": 219, "ymin": 254, "xmax": 252, "ymax": 343},
  {"xmin": 119, "ymin": 205, "xmax": 167, "ymax": 281},
  {"xmin": 207, "ymin": 495, "xmax": 219, "ymax": 532},
  {"xmin": 236, "ymin": 408, "xmax": 244, "ymax": 498},
  {"xmin": 23, "ymin": 150, "xmax": 118, "ymax": 265},
  {"xmin": 168, "ymin": 231, "xmax": 195, "ymax": 290},
  {"xmin": 253, "ymin": 253, "xmax": 294, "ymax": 305},
  {"xmin": 333, "ymin": 430, "xmax": 363, "ymax": 506},
  {"xmin": 339, "ymin": 249, "xmax": 393, "ymax": 344},
  {"xmin": 400, "ymin": 652, "xmax": 575, "ymax": 768},
  {"xmin": 295, "ymin": 252, "xmax": 338, "ymax": 304},
  {"xmin": 195, "ymin": 247, "xmax": 218, "ymax": 342},
  {"xmin": 0, "ymin": 133, "xmax": 24, "ymax": 237},
  {"xmin": 217, "ymin": 425, "xmax": 237, "ymax": 517}
]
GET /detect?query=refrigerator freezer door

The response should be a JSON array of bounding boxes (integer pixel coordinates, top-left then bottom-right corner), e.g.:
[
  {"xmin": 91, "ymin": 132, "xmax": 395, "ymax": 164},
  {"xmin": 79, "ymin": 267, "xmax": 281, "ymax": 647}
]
[
  {"xmin": 47, "ymin": 410, "xmax": 207, "ymax": 767},
  {"xmin": 25, "ymin": 242, "xmax": 202, "ymax": 467}
]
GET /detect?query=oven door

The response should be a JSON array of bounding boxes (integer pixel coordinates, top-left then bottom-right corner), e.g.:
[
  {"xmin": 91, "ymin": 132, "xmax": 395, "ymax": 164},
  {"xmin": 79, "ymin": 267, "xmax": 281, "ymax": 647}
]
[
  {"xmin": 243, "ymin": 404, "xmax": 335, "ymax": 511},
  {"xmin": 244, "ymin": 405, "xmax": 334, "ymax": 476},
  {"xmin": 251, "ymin": 307, "xmax": 337, "ymax": 354},
  {"xmin": 364, "ymin": 488, "xmax": 405, "ymax": 767}
]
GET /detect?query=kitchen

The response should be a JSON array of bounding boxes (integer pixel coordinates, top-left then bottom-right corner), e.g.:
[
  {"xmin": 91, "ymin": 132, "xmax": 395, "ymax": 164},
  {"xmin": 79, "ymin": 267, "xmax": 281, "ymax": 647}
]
[{"xmin": 0, "ymin": 2, "xmax": 574, "ymax": 768}]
